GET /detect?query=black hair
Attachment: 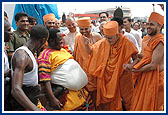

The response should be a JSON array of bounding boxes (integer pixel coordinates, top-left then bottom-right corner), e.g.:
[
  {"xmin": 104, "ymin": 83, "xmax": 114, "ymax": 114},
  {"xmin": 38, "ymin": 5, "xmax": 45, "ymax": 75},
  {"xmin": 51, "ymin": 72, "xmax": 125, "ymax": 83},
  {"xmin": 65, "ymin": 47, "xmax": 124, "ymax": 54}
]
[
  {"xmin": 28, "ymin": 16, "xmax": 38, "ymax": 24},
  {"xmin": 133, "ymin": 22, "xmax": 140, "ymax": 27},
  {"xmin": 99, "ymin": 12, "xmax": 109, "ymax": 17},
  {"xmin": 123, "ymin": 17, "xmax": 132, "ymax": 22},
  {"xmin": 91, "ymin": 20, "xmax": 96, "ymax": 24},
  {"xmin": 111, "ymin": 16, "xmax": 123, "ymax": 26},
  {"xmin": 30, "ymin": 24, "xmax": 49, "ymax": 40},
  {"xmin": 142, "ymin": 21, "xmax": 147, "ymax": 24},
  {"xmin": 4, "ymin": 11, "xmax": 8, "ymax": 17},
  {"xmin": 15, "ymin": 12, "xmax": 28, "ymax": 22},
  {"xmin": 48, "ymin": 29, "xmax": 60, "ymax": 44}
]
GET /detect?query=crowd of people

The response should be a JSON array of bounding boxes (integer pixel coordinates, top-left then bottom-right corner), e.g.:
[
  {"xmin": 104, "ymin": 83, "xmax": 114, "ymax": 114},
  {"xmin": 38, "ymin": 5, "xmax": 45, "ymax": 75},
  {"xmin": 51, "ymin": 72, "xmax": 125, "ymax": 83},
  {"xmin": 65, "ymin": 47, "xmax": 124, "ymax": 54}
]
[{"xmin": 3, "ymin": 4, "xmax": 164, "ymax": 111}]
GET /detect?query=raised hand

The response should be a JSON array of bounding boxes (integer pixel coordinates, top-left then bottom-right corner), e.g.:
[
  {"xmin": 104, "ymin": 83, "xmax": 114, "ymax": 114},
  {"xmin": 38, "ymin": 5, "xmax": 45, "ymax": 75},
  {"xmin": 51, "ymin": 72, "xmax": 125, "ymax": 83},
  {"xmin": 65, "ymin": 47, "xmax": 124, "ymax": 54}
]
[{"xmin": 83, "ymin": 35, "xmax": 90, "ymax": 45}]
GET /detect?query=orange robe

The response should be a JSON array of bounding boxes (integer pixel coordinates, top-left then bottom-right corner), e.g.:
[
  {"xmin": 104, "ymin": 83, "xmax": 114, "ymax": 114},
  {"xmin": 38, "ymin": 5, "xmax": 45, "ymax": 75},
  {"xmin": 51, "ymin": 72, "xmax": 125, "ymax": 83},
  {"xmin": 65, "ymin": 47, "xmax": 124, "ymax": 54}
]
[
  {"xmin": 74, "ymin": 33, "xmax": 97, "ymax": 91},
  {"xmin": 131, "ymin": 33, "xmax": 164, "ymax": 111},
  {"xmin": 87, "ymin": 33, "xmax": 138, "ymax": 110},
  {"xmin": 73, "ymin": 33, "xmax": 99, "ymax": 108}
]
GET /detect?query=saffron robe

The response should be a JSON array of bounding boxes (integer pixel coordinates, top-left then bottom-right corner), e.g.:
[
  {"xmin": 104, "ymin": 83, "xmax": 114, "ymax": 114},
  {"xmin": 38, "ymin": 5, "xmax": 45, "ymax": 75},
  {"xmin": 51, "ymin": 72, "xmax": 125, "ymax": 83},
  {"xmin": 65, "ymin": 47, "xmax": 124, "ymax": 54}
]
[
  {"xmin": 87, "ymin": 33, "xmax": 138, "ymax": 110},
  {"xmin": 131, "ymin": 33, "xmax": 164, "ymax": 111},
  {"xmin": 74, "ymin": 33, "xmax": 100, "ymax": 91}
]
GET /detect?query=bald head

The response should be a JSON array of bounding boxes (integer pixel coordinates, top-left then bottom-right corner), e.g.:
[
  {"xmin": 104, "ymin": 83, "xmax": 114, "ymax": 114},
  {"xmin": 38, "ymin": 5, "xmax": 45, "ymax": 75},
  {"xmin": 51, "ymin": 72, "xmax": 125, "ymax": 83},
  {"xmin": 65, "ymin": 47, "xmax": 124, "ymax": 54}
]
[
  {"xmin": 65, "ymin": 17, "xmax": 75, "ymax": 23},
  {"xmin": 65, "ymin": 17, "xmax": 77, "ymax": 33}
]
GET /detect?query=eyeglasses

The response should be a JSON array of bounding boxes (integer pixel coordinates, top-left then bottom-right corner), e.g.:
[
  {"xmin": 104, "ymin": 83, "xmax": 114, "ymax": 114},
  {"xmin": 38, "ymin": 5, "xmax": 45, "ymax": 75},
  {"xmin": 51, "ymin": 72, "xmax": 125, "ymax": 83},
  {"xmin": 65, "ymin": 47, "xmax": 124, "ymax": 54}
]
[
  {"xmin": 55, "ymin": 23, "xmax": 60, "ymax": 25},
  {"xmin": 100, "ymin": 16, "xmax": 107, "ymax": 19},
  {"xmin": 47, "ymin": 22, "xmax": 55, "ymax": 25}
]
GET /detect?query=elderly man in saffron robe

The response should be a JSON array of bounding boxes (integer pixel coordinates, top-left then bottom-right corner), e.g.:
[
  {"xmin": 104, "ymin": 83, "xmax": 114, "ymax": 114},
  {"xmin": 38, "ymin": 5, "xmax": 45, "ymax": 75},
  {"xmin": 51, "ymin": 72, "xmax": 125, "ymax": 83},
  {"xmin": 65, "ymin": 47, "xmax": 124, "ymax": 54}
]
[{"xmin": 83, "ymin": 21, "xmax": 138, "ymax": 110}]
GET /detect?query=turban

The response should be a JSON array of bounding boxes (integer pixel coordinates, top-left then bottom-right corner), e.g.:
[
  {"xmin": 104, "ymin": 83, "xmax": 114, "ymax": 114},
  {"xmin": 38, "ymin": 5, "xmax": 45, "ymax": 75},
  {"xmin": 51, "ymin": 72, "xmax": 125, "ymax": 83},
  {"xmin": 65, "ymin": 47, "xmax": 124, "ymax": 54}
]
[
  {"xmin": 148, "ymin": 12, "xmax": 164, "ymax": 26},
  {"xmin": 103, "ymin": 21, "xmax": 118, "ymax": 36},
  {"xmin": 43, "ymin": 13, "xmax": 56, "ymax": 24},
  {"xmin": 77, "ymin": 17, "xmax": 91, "ymax": 27}
]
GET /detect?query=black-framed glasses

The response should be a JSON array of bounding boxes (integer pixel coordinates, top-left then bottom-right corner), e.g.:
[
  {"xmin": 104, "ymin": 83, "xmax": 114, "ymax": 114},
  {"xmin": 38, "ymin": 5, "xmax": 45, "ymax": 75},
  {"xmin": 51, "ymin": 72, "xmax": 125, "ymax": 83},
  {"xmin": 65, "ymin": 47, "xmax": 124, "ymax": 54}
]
[{"xmin": 47, "ymin": 22, "xmax": 55, "ymax": 25}]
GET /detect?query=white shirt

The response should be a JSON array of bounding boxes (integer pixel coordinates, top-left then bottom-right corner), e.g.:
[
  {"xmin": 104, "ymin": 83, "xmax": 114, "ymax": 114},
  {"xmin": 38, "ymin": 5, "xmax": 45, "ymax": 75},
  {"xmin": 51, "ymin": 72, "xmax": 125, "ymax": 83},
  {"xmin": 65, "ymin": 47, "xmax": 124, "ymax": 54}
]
[
  {"xmin": 124, "ymin": 32, "xmax": 140, "ymax": 53},
  {"xmin": 130, "ymin": 28, "xmax": 142, "ymax": 52},
  {"xmin": 63, "ymin": 28, "xmax": 79, "ymax": 52},
  {"xmin": 11, "ymin": 46, "xmax": 38, "ymax": 86},
  {"xmin": 91, "ymin": 24, "xmax": 100, "ymax": 33},
  {"xmin": 4, "ymin": 51, "xmax": 9, "ymax": 72}
]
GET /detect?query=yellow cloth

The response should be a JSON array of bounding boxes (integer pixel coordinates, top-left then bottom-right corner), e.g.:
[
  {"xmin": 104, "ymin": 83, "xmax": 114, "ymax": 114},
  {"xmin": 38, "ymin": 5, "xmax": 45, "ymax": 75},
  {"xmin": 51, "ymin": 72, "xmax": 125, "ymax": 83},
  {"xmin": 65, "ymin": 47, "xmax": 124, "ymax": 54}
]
[
  {"xmin": 38, "ymin": 48, "xmax": 93, "ymax": 111},
  {"xmin": 56, "ymin": 89, "xmax": 89, "ymax": 111},
  {"xmin": 37, "ymin": 100, "xmax": 47, "ymax": 111}
]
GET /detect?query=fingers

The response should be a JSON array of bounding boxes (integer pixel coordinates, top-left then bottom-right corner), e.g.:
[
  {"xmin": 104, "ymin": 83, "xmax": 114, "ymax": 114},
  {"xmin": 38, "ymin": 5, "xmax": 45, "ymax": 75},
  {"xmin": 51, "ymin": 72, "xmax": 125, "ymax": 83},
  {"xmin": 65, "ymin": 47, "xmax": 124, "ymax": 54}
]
[
  {"xmin": 131, "ymin": 69, "xmax": 137, "ymax": 72},
  {"xmin": 55, "ymin": 100, "xmax": 63, "ymax": 110},
  {"xmin": 123, "ymin": 64, "xmax": 127, "ymax": 69},
  {"xmin": 83, "ymin": 35, "xmax": 90, "ymax": 45},
  {"xmin": 83, "ymin": 35, "xmax": 89, "ymax": 41},
  {"xmin": 123, "ymin": 64, "xmax": 130, "ymax": 71},
  {"xmin": 123, "ymin": 64, "xmax": 133, "ymax": 71},
  {"xmin": 59, "ymin": 101, "xmax": 63, "ymax": 108}
]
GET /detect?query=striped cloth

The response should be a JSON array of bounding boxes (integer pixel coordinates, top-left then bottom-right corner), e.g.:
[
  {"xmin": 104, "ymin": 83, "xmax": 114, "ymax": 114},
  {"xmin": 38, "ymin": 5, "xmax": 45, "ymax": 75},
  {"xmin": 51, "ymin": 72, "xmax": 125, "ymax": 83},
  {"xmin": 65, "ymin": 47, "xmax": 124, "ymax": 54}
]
[{"xmin": 38, "ymin": 48, "xmax": 94, "ymax": 111}]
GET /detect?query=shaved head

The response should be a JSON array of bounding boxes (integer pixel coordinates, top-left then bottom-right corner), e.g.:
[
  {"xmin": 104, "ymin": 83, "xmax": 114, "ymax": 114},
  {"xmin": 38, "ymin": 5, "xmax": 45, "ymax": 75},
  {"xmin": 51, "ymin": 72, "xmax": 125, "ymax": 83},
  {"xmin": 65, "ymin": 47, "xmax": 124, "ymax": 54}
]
[{"xmin": 65, "ymin": 17, "xmax": 75, "ymax": 23}]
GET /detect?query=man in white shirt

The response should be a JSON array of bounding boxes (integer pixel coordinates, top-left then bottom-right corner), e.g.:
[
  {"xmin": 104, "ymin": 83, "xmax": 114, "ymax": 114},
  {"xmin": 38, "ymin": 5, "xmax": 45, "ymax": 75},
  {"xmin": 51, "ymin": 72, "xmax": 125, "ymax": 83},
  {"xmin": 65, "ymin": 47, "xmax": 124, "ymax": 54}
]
[
  {"xmin": 123, "ymin": 17, "xmax": 142, "ymax": 52},
  {"xmin": 123, "ymin": 31, "xmax": 140, "ymax": 52},
  {"xmin": 132, "ymin": 22, "xmax": 142, "ymax": 38},
  {"xmin": 111, "ymin": 17, "xmax": 140, "ymax": 52},
  {"xmin": 63, "ymin": 17, "xmax": 79, "ymax": 53}
]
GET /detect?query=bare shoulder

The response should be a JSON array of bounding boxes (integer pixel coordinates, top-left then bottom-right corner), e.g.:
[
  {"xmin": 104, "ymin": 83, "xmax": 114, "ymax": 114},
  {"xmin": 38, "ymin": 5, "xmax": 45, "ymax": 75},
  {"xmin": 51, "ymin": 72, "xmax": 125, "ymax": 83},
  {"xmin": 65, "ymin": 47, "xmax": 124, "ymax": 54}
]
[
  {"xmin": 92, "ymin": 32, "xmax": 102, "ymax": 41},
  {"xmin": 92, "ymin": 32, "xmax": 101, "ymax": 37},
  {"xmin": 12, "ymin": 49, "xmax": 30, "ymax": 69},
  {"xmin": 155, "ymin": 41, "xmax": 164, "ymax": 51}
]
